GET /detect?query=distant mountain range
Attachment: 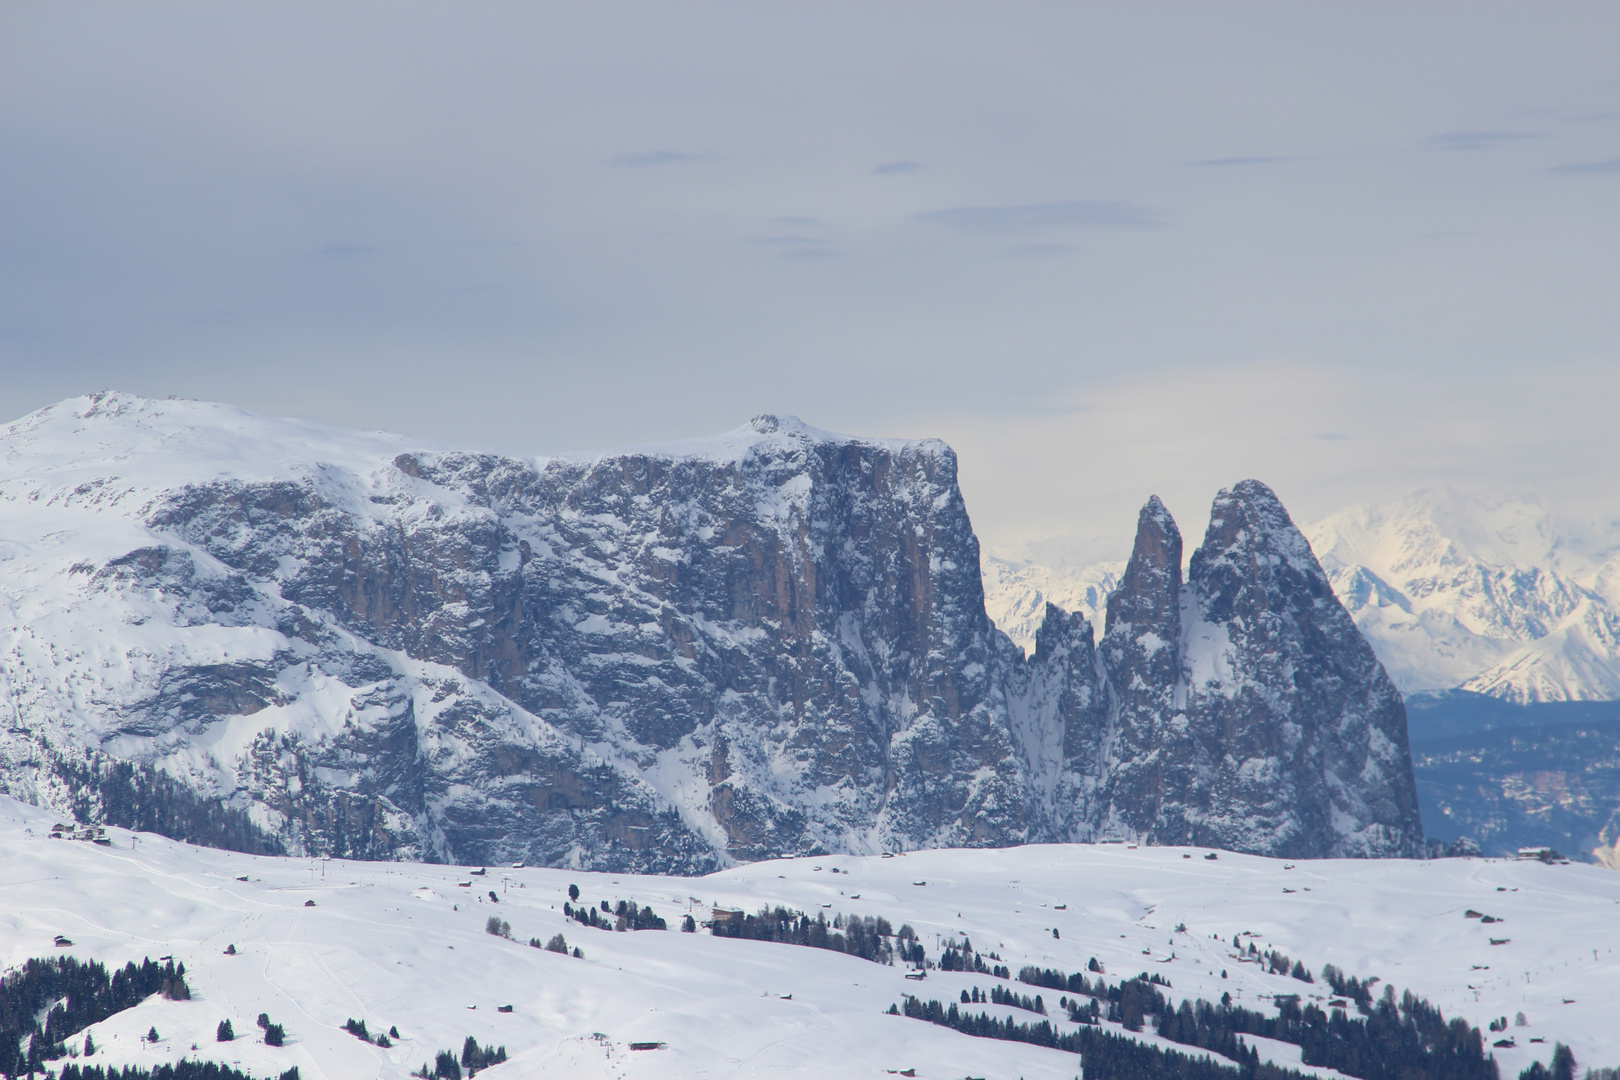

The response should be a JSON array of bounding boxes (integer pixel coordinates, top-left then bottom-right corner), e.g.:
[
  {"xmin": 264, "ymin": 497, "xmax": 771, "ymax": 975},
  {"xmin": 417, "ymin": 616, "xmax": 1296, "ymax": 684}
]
[
  {"xmin": 12, "ymin": 392, "xmax": 1613, "ymax": 867},
  {"xmin": 982, "ymin": 492, "xmax": 1620, "ymax": 865},
  {"xmin": 0, "ymin": 393, "xmax": 1421, "ymax": 869},
  {"xmin": 987, "ymin": 489, "xmax": 1620, "ymax": 705}
]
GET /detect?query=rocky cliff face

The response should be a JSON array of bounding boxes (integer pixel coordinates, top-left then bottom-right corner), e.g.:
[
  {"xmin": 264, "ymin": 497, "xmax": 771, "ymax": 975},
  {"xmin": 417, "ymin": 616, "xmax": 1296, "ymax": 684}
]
[
  {"xmin": 1094, "ymin": 482, "xmax": 1422, "ymax": 856},
  {"xmin": 0, "ymin": 393, "xmax": 1423, "ymax": 868}
]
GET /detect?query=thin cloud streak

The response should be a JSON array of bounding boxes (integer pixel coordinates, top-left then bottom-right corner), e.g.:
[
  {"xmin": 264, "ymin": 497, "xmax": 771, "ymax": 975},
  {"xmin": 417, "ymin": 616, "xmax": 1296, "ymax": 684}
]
[
  {"xmin": 1187, "ymin": 156, "xmax": 1303, "ymax": 167},
  {"xmin": 1005, "ymin": 243, "xmax": 1076, "ymax": 258},
  {"xmin": 747, "ymin": 236, "xmax": 831, "ymax": 246},
  {"xmin": 610, "ymin": 150, "xmax": 705, "ymax": 168},
  {"xmin": 915, "ymin": 201, "xmax": 1160, "ymax": 233},
  {"xmin": 1551, "ymin": 156, "xmax": 1620, "ymax": 174},
  {"xmin": 316, "ymin": 244, "xmax": 377, "ymax": 260},
  {"xmin": 1426, "ymin": 131, "xmax": 1542, "ymax": 150}
]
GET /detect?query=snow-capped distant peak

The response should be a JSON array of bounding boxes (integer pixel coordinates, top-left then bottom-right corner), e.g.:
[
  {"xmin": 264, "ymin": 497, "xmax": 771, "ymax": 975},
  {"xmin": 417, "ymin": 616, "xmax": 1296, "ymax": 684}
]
[
  {"xmin": 989, "ymin": 487, "xmax": 1620, "ymax": 704},
  {"xmin": 1309, "ymin": 490, "xmax": 1620, "ymax": 703},
  {"xmin": 981, "ymin": 555, "xmax": 1122, "ymax": 655},
  {"xmin": 554, "ymin": 412, "xmax": 945, "ymax": 467},
  {"xmin": 0, "ymin": 390, "xmax": 420, "ymax": 487}
]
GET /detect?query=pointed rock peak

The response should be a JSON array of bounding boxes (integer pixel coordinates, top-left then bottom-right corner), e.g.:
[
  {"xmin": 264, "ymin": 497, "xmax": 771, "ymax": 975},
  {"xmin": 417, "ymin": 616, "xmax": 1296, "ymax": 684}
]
[
  {"xmin": 1191, "ymin": 478, "xmax": 1337, "ymax": 628},
  {"xmin": 1032, "ymin": 601, "xmax": 1095, "ymax": 662},
  {"xmin": 1129, "ymin": 495, "xmax": 1183, "ymax": 570},
  {"xmin": 1211, "ymin": 479, "xmax": 1288, "ymax": 523},
  {"xmin": 1140, "ymin": 493, "xmax": 1176, "ymax": 531},
  {"xmin": 1104, "ymin": 495, "xmax": 1184, "ymax": 639},
  {"xmin": 1200, "ymin": 479, "xmax": 1316, "ymax": 570}
]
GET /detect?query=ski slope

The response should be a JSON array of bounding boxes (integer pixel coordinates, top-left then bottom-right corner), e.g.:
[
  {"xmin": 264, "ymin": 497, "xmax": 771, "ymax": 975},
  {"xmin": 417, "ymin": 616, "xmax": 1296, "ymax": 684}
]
[{"xmin": 2, "ymin": 795, "xmax": 1616, "ymax": 1080}]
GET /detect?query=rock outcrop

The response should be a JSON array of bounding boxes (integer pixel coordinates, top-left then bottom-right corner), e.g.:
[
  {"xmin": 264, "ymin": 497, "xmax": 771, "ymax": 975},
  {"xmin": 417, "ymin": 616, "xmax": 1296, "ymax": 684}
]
[
  {"xmin": 0, "ymin": 393, "xmax": 1424, "ymax": 868},
  {"xmin": 1095, "ymin": 482, "xmax": 1422, "ymax": 856}
]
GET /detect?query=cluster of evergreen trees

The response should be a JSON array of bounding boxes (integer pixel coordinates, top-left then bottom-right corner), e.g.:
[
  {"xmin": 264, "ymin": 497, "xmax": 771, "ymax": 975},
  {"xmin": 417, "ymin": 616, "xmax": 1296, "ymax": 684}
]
[
  {"xmin": 1518, "ymin": 1045, "xmax": 1576, "ymax": 1080},
  {"xmin": 615, "ymin": 901, "xmax": 666, "ymax": 931},
  {"xmin": 342, "ymin": 1018, "xmax": 397, "ymax": 1049},
  {"xmin": 1320, "ymin": 965, "xmax": 1377, "ymax": 1011},
  {"xmin": 1228, "ymin": 939, "xmax": 1312, "ymax": 984},
  {"xmin": 523, "ymin": 933, "xmax": 581, "ymax": 958},
  {"xmin": 1010, "ymin": 955, "xmax": 1497, "ymax": 1080},
  {"xmin": 709, "ymin": 906, "xmax": 895, "ymax": 965},
  {"xmin": 1018, "ymin": 962, "xmax": 1160, "ymax": 1028},
  {"xmin": 564, "ymin": 902, "xmax": 611, "ymax": 930},
  {"xmin": 955, "ymin": 984, "xmax": 1045, "ymax": 1015},
  {"xmin": 893, "ymin": 994, "xmax": 1083, "ymax": 1052},
  {"xmin": 895, "ymin": 994, "xmax": 1339, "ymax": 1080},
  {"xmin": 562, "ymin": 899, "xmax": 667, "ymax": 932},
  {"xmin": 56, "ymin": 1066, "xmax": 299, "ymax": 1080},
  {"xmin": 1075, "ymin": 1024, "xmax": 1320, "ymax": 1080},
  {"xmin": 938, "ymin": 938, "xmax": 1009, "ymax": 978},
  {"xmin": 46, "ymin": 752, "xmax": 282, "ymax": 856},
  {"xmin": 255, "ymin": 1014, "xmax": 284, "ymax": 1046},
  {"xmin": 1, "ymin": 956, "xmax": 190, "ymax": 1076},
  {"xmin": 1065, "ymin": 996, "xmax": 1103, "ymax": 1025},
  {"xmin": 896, "ymin": 924, "xmax": 925, "ymax": 967},
  {"xmin": 412, "ymin": 1036, "xmax": 507, "ymax": 1079},
  {"xmin": 1154, "ymin": 984, "xmax": 1494, "ymax": 1080}
]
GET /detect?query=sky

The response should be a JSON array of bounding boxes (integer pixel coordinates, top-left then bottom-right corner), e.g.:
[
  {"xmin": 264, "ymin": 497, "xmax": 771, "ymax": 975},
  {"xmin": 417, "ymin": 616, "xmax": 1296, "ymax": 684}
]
[{"xmin": 3, "ymin": 2, "xmax": 1618, "ymax": 561}]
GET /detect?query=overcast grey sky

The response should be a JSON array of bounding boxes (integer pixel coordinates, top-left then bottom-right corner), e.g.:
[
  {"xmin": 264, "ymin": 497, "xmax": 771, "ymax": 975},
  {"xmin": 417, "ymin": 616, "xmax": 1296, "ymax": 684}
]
[{"xmin": 3, "ymin": 3, "xmax": 1617, "ymax": 559}]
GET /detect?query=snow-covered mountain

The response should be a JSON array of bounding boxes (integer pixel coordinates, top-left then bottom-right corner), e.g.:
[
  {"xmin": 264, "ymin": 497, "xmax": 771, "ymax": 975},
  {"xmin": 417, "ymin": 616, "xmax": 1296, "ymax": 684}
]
[
  {"xmin": 980, "ymin": 556, "xmax": 1122, "ymax": 657},
  {"xmin": 3, "ymin": 795, "xmax": 1615, "ymax": 1080},
  {"xmin": 1304, "ymin": 491, "xmax": 1620, "ymax": 703},
  {"xmin": 0, "ymin": 393, "xmax": 1420, "ymax": 869},
  {"xmin": 986, "ymin": 490, "xmax": 1620, "ymax": 705}
]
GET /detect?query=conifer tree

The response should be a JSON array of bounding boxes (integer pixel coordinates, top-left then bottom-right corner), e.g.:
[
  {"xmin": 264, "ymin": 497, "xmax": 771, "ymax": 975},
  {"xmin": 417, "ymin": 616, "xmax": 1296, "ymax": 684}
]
[{"xmin": 1553, "ymin": 1044, "xmax": 1576, "ymax": 1080}]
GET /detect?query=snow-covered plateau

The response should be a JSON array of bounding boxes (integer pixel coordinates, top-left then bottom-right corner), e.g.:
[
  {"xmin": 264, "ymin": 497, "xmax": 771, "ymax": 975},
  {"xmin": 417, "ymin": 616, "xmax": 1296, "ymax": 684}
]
[{"xmin": 2, "ymin": 796, "xmax": 1615, "ymax": 1080}]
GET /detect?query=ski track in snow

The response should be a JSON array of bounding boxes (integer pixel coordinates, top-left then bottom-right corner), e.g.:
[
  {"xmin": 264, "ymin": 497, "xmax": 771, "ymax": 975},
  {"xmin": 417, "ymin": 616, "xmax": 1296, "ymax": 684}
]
[{"xmin": 3, "ymin": 797, "xmax": 1617, "ymax": 1080}]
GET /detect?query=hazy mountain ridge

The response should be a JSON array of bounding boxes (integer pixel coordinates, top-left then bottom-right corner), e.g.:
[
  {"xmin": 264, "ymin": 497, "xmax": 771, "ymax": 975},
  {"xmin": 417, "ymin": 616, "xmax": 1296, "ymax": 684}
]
[
  {"xmin": 1, "ymin": 393, "xmax": 1421, "ymax": 869},
  {"xmin": 981, "ymin": 494, "xmax": 1620, "ymax": 862},
  {"xmin": 986, "ymin": 490, "xmax": 1620, "ymax": 705},
  {"xmin": 980, "ymin": 555, "xmax": 1122, "ymax": 657}
]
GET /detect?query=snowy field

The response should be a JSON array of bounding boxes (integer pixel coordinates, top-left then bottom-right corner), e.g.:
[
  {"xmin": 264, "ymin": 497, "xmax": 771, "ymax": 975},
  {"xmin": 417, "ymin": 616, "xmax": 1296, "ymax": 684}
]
[{"xmin": 2, "ymin": 795, "xmax": 1616, "ymax": 1080}]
